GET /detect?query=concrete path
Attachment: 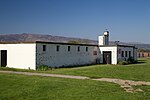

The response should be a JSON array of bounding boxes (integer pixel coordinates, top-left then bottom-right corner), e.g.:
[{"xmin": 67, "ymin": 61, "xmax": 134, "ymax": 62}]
[
  {"xmin": 0, "ymin": 70, "xmax": 89, "ymax": 80},
  {"xmin": 92, "ymin": 78, "xmax": 150, "ymax": 93},
  {"xmin": 0, "ymin": 70, "xmax": 150, "ymax": 93}
]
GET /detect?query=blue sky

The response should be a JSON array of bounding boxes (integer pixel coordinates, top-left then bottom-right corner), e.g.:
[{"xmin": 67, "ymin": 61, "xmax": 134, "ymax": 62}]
[{"xmin": 0, "ymin": 0, "xmax": 150, "ymax": 43}]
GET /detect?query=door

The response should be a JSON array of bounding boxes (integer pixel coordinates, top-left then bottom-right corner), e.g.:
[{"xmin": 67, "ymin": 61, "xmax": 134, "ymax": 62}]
[
  {"xmin": 103, "ymin": 51, "xmax": 111, "ymax": 64},
  {"xmin": 1, "ymin": 50, "xmax": 7, "ymax": 67}
]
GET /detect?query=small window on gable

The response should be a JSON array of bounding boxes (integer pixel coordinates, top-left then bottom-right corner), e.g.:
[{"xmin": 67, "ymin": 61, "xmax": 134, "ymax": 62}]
[
  {"xmin": 125, "ymin": 51, "xmax": 128, "ymax": 57},
  {"xmin": 78, "ymin": 46, "xmax": 80, "ymax": 52},
  {"xmin": 122, "ymin": 51, "xmax": 124, "ymax": 57},
  {"xmin": 43, "ymin": 45, "xmax": 46, "ymax": 51},
  {"xmin": 56, "ymin": 45, "xmax": 59, "ymax": 52},
  {"xmin": 93, "ymin": 51, "xmax": 97, "ymax": 55},
  {"xmin": 68, "ymin": 46, "xmax": 71, "ymax": 51},
  {"xmin": 86, "ymin": 47, "xmax": 88, "ymax": 52}
]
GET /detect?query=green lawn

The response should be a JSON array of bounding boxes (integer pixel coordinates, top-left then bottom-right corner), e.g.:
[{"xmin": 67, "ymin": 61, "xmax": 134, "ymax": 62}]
[
  {"xmin": 45, "ymin": 58, "xmax": 150, "ymax": 81},
  {"xmin": 0, "ymin": 58, "xmax": 150, "ymax": 100},
  {"xmin": 0, "ymin": 73, "xmax": 150, "ymax": 100},
  {"xmin": 0, "ymin": 58, "xmax": 150, "ymax": 81}
]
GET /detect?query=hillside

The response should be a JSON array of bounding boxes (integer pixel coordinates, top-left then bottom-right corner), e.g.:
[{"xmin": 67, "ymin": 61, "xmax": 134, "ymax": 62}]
[
  {"xmin": 0, "ymin": 33, "xmax": 150, "ymax": 50},
  {"xmin": 0, "ymin": 33, "xmax": 97, "ymax": 44}
]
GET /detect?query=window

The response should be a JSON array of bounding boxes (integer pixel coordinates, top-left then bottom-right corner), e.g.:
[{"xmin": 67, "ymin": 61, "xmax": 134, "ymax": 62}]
[
  {"xmin": 125, "ymin": 51, "xmax": 128, "ymax": 57},
  {"xmin": 43, "ymin": 45, "xmax": 46, "ymax": 51},
  {"xmin": 138, "ymin": 53, "xmax": 140, "ymax": 58},
  {"xmin": 121, "ymin": 51, "xmax": 124, "ymax": 57},
  {"xmin": 78, "ymin": 46, "xmax": 80, "ymax": 52},
  {"xmin": 142, "ymin": 53, "xmax": 144, "ymax": 57},
  {"xmin": 118, "ymin": 49, "xmax": 121, "ymax": 54},
  {"xmin": 86, "ymin": 47, "xmax": 88, "ymax": 52},
  {"xmin": 129, "ymin": 51, "xmax": 131, "ymax": 57},
  {"xmin": 56, "ymin": 45, "xmax": 59, "ymax": 52},
  {"xmin": 93, "ymin": 51, "xmax": 97, "ymax": 55},
  {"xmin": 68, "ymin": 46, "xmax": 71, "ymax": 51}
]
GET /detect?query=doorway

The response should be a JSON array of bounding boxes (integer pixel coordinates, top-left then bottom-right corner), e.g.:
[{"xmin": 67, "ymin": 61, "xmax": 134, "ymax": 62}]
[
  {"xmin": 1, "ymin": 50, "xmax": 7, "ymax": 67},
  {"xmin": 103, "ymin": 51, "xmax": 111, "ymax": 64}
]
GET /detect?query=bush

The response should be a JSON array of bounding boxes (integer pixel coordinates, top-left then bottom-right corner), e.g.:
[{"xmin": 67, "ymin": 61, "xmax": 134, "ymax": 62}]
[
  {"xmin": 127, "ymin": 56, "xmax": 135, "ymax": 64},
  {"xmin": 118, "ymin": 61, "xmax": 128, "ymax": 65},
  {"xmin": 36, "ymin": 65, "xmax": 49, "ymax": 71}
]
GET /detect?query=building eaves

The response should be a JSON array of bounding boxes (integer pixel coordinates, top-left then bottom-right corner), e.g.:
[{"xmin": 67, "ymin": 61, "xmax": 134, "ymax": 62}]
[
  {"xmin": 36, "ymin": 41, "xmax": 98, "ymax": 46},
  {"xmin": 99, "ymin": 44, "xmax": 136, "ymax": 48},
  {"xmin": 0, "ymin": 41, "xmax": 98, "ymax": 47}
]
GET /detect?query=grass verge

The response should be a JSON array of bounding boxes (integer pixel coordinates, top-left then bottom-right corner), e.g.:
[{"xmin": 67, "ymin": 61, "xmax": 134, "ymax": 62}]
[
  {"xmin": 0, "ymin": 58, "xmax": 150, "ymax": 81},
  {"xmin": 0, "ymin": 73, "xmax": 150, "ymax": 100}
]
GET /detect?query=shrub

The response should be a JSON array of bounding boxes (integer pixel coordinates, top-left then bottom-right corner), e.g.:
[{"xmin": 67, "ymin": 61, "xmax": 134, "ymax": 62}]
[
  {"xmin": 118, "ymin": 61, "xmax": 128, "ymax": 65},
  {"xmin": 36, "ymin": 65, "xmax": 49, "ymax": 71},
  {"xmin": 127, "ymin": 56, "xmax": 135, "ymax": 64}
]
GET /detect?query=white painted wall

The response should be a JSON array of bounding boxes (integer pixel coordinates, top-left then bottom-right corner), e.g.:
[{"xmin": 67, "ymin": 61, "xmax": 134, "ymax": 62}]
[
  {"xmin": 0, "ymin": 51, "xmax": 1, "ymax": 66},
  {"xmin": 99, "ymin": 46, "xmax": 117, "ymax": 64},
  {"xmin": 98, "ymin": 31, "xmax": 109, "ymax": 46},
  {"xmin": 36, "ymin": 43, "xmax": 100, "ymax": 67},
  {"xmin": 98, "ymin": 36, "xmax": 104, "ymax": 46},
  {"xmin": 0, "ymin": 43, "xmax": 36, "ymax": 70},
  {"xmin": 99, "ymin": 46, "xmax": 137, "ymax": 64},
  {"xmin": 0, "ymin": 42, "xmax": 138, "ymax": 70}
]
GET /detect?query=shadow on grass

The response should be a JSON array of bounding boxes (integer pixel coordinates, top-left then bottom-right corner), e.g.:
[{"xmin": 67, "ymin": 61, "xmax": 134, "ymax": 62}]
[
  {"xmin": 135, "ymin": 60, "xmax": 147, "ymax": 64},
  {"xmin": 58, "ymin": 64, "xmax": 99, "ymax": 69}
]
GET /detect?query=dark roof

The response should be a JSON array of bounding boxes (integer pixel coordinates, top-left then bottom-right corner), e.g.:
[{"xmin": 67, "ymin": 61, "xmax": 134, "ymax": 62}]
[
  {"xmin": 36, "ymin": 41, "xmax": 98, "ymax": 46},
  {"xmin": 99, "ymin": 44, "xmax": 137, "ymax": 48},
  {"xmin": 0, "ymin": 41, "xmax": 137, "ymax": 48},
  {"xmin": 0, "ymin": 41, "xmax": 98, "ymax": 47}
]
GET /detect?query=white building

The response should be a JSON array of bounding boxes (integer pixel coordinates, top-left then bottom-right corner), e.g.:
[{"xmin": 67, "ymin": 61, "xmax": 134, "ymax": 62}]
[
  {"xmin": 98, "ymin": 31, "xmax": 137, "ymax": 64},
  {"xmin": 99, "ymin": 45, "xmax": 137, "ymax": 64},
  {"xmin": 0, "ymin": 42, "xmax": 100, "ymax": 70},
  {"xmin": 0, "ymin": 31, "xmax": 137, "ymax": 70}
]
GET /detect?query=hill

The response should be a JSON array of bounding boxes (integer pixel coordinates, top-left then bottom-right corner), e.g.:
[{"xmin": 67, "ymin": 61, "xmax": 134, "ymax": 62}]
[
  {"xmin": 0, "ymin": 33, "xmax": 150, "ymax": 50},
  {"xmin": 0, "ymin": 33, "xmax": 97, "ymax": 44}
]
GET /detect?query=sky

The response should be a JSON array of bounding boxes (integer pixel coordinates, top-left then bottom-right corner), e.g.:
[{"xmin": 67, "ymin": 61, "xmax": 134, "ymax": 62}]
[{"xmin": 0, "ymin": 0, "xmax": 150, "ymax": 43}]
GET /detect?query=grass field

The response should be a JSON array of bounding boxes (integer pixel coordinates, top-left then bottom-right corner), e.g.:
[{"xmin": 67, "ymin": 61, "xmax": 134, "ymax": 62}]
[
  {"xmin": 1, "ymin": 58, "xmax": 149, "ymax": 81},
  {"xmin": 43, "ymin": 58, "xmax": 150, "ymax": 81},
  {"xmin": 0, "ymin": 73, "xmax": 150, "ymax": 100},
  {"xmin": 0, "ymin": 58, "xmax": 150, "ymax": 99}
]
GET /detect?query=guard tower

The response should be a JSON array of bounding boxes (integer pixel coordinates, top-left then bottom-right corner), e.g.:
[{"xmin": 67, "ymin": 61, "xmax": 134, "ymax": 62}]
[{"xmin": 98, "ymin": 31, "xmax": 109, "ymax": 46}]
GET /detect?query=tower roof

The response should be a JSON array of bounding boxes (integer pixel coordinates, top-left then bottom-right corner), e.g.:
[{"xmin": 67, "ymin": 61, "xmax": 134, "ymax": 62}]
[{"xmin": 103, "ymin": 31, "xmax": 109, "ymax": 36}]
